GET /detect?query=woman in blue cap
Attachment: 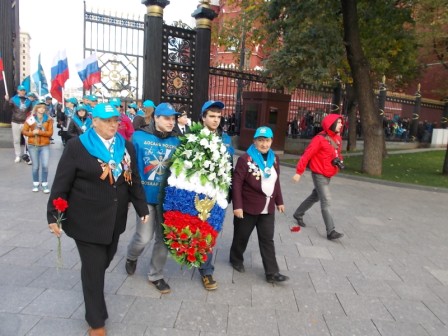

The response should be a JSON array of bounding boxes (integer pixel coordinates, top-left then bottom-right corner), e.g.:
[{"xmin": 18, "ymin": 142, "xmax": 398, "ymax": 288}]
[
  {"xmin": 230, "ymin": 126, "xmax": 289, "ymax": 283},
  {"xmin": 67, "ymin": 104, "xmax": 92, "ymax": 139},
  {"xmin": 47, "ymin": 103, "xmax": 149, "ymax": 336}
]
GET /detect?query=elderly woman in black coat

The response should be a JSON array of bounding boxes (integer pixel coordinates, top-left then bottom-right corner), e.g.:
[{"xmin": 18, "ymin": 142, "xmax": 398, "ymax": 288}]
[{"xmin": 47, "ymin": 103, "xmax": 149, "ymax": 336}]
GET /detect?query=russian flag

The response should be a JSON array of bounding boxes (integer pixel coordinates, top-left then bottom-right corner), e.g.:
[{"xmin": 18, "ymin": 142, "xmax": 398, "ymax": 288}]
[
  {"xmin": 76, "ymin": 53, "xmax": 101, "ymax": 90},
  {"xmin": 0, "ymin": 51, "xmax": 4, "ymax": 81},
  {"xmin": 50, "ymin": 50, "xmax": 69, "ymax": 102}
]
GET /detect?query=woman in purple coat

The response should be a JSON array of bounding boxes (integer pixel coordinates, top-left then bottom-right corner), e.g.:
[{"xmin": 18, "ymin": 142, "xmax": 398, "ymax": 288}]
[{"xmin": 230, "ymin": 126, "xmax": 289, "ymax": 283}]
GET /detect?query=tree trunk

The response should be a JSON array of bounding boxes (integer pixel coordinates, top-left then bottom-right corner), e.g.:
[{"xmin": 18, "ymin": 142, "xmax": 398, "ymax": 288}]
[
  {"xmin": 341, "ymin": 0, "xmax": 383, "ymax": 176},
  {"xmin": 345, "ymin": 84, "xmax": 357, "ymax": 151}
]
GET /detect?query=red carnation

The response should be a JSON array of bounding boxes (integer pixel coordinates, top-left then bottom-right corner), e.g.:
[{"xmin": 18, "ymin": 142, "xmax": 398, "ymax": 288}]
[
  {"xmin": 187, "ymin": 254, "xmax": 196, "ymax": 262},
  {"xmin": 53, "ymin": 197, "xmax": 68, "ymax": 212}
]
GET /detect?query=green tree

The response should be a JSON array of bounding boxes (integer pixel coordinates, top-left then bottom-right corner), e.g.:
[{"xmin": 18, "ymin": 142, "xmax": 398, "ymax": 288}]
[{"xmin": 224, "ymin": 0, "xmax": 419, "ymax": 175}]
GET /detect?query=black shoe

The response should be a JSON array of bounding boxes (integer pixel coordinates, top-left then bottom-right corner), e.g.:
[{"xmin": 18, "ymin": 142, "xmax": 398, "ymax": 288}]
[
  {"xmin": 231, "ymin": 263, "xmax": 245, "ymax": 273},
  {"xmin": 125, "ymin": 258, "xmax": 137, "ymax": 275},
  {"xmin": 293, "ymin": 215, "xmax": 306, "ymax": 227},
  {"xmin": 266, "ymin": 273, "xmax": 290, "ymax": 283},
  {"xmin": 151, "ymin": 279, "xmax": 171, "ymax": 294},
  {"xmin": 327, "ymin": 230, "xmax": 344, "ymax": 240}
]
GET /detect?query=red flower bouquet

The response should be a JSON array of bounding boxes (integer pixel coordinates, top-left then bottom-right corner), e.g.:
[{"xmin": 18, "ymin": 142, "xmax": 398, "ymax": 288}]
[
  {"xmin": 162, "ymin": 211, "xmax": 218, "ymax": 268},
  {"xmin": 52, "ymin": 197, "xmax": 68, "ymax": 268}
]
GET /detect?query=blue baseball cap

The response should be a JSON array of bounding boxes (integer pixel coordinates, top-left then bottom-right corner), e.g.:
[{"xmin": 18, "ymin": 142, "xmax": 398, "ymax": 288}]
[
  {"xmin": 154, "ymin": 103, "xmax": 179, "ymax": 117},
  {"xmin": 17, "ymin": 85, "xmax": 26, "ymax": 91},
  {"xmin": 143, "ymin": 100, "xmax": 156, "ymax": 108},
  {"xmin": 35, "ymin": 98, "xmax": 48, "ymax": 106},
  {"xmin": 76, "ymin": 104, "xmax": 89, "ymax": 112},
  {"xmin": 109, "ymin": 97, "xmax": 122, "ymax": 107},
  {"xmin": 88, "ymin": 95, "xmax": 98, "ymax": 102},
  {"xmin": 92, "ymin": 103, "xmax": 120, "ymax": 119},
  {"xmin": 201, "ymin": 100, "xmax": 224, "ymax": 115},
  {"xmin": 66, "ymin": 97, "xmax": 78, "ymax": 105},
  {"xmin": 128, "ymin": 103, "xmax": 138, "ymax": 110},
  {"xmin": 27, "ymin": 92, "xmax": 37, "ymax": 98},
  {"xmin": 254, "ymin": 126, "xmax": 274, "ymax": 139}
]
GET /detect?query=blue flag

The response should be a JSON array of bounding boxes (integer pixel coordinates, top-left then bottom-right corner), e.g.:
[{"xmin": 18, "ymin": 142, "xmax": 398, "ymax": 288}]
[
  {"xmin": 32, "ymin": 54, "xmax": 49, "ymax": 96},
  {"xmin": 21, "ymin": 75, "xmax": 31, "ymax": 93}
]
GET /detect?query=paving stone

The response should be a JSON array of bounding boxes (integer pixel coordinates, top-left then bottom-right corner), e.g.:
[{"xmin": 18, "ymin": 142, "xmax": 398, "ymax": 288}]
[
  {"xmin": 0, "ymin": 312, "xmax": 41, "ymax": 336},
  {"xmin": 347, "ymin": 276, "xmax": 399, "ymax": 298},
  {"xmin": 26, "ymin": 317, "xmax": 87, "ymax": 336},
  {"xmin": 391, "ymin": 264, "xmax": 445, "ymax": 286},
  {"xmin": 123, "ymin": 297, "xmax": 181, "ymax": 329},
  {"xmin": 425, "ymin": 268, "xmax": 448, "ymax": 286},
  {"xmin": 381, "ymin": 297, "xmax": 442, "ymax": 324},
  {"xmin": 355, "ymin": 261, "xmax": 402, "ymax": 282},
  {"xmin": 276, "ymin": 310, "xmax": 330, "ymax": 336},
  {"xmin": 428, "ymin": 285, "xmax": 448, "ymax": 303},
  {"xmin": 294, "ymin": 292, "xmax": 345, "ymax": 317},
  {"xmin": 146, "ymin": 327, "xmax": 200, "ymax": 336},
  {"xmin": 160, "ymin": 277, "xmax": 208, "ymax": 303},
  {"xmin": 174, "ymin": 300, "xmax": 228, "ymax": 333},
  {"xmin": 297, "ymin": 245, "xmax": 333, "ymax": 260},
  {"xmin": 0, "ymin": 263, "xmax": 47, "ymax": 287},
  {"xmin": 0, "ymin": 230, "xmax": 20, "ymax": 245},
  {"xmin": 309, "ymin": 273, "xmax": 357, "ymax": 295},
  {"xmin": 373, "ymin": 319, "xmax": 431, "ymax": 336},
  {"xmin": 422, "ymin": 300, "xmax": 448, "ymax": 325},
  {"xmin": 388, "ymin": 282, "xmax": 442, "ymax": 302},
  {"xmin": 227, "ymin": 305, "xmax": 277, "ymax": 336},
  {"xmin": 336, "ymin": 293, "xmax": 394, "ymax": 321},
  {"xmin": 251, "ymin": 284, "xmax": 297, "ymax": 311},
  {"xmin": 287, "ymin": 271, "xmax": 315, "ymax": 292},
  {"xmin": 420, "ymin": 322, "xmax": 448, "ymax": 336},
  {"xmin": 0, "ymin": 247, "xmax": 50, "ymax": 266},
  {"xmin": 0, "ymin": 285, "xmax": 44, "ymax": 313},
  {"xmin": 205, "ymin": 281, "xmax": 252, "ymax": 307},
  {"xmin": 284, "ymin": 256, "xmax": 325, "ymax": 273},
  {"xmin": 28, "ymin": 267, "xmax": 80, "ymax": 290},
  {"xmin": 21, "ymin": 288, "xmax": 84, "ymax": 318},
  {"xmin": 327, "ymin": 245, "xmax": 368, "ymax": 263},
  {"xmin": 117, "ymin": 274, "xmax": 164, "ymax": 299},
  {"xmin": 324, "ymin": 316, "xmax": 381, "ymax": 336},
  {"xmin": 320, "ymin": 259, "xmax": 362, "ymax": 277}
]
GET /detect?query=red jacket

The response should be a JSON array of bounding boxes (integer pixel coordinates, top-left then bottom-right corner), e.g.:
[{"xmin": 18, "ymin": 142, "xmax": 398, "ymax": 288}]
[
  {"xmin": 232, "ymin": 153, "xmax": 284, "ymax": 215},
  {"xmin": 295, "ymin": 114, "xmax": 343, "ymax": 178},
  {"xmin": 117, "ymin": 113, "xmax": 134, "ymax": 140}
]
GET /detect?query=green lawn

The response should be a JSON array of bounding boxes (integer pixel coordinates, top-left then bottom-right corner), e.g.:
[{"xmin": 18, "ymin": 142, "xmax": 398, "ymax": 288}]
[{"xmin": 283, "ymin": 150, "xmax": 448, "ymax": 189}]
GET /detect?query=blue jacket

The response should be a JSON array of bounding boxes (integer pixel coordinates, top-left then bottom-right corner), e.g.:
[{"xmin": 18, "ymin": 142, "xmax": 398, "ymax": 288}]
[{"xmin": 132, "ymin": 122, "xmax": 180, "ymax": 204}]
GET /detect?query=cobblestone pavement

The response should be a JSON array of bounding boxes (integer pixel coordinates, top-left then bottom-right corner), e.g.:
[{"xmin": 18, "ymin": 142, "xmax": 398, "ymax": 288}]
[{"xmin": 1, "ymin": 131, "xmax": 448, "ymax": 336}]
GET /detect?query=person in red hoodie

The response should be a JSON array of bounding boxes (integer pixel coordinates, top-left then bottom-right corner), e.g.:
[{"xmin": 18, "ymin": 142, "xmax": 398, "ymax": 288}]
[{"xmin": 292, "ymin": 113, "xmax": 344, "ymax": 240}]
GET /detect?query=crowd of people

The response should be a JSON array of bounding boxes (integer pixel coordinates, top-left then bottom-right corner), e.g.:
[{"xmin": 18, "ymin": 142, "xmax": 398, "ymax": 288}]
[{"xmin": 5, "ymin": 84, "xmax": 349, "ymax": 336}]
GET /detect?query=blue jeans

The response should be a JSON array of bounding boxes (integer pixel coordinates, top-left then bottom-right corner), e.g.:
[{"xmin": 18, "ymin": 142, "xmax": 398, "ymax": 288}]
[
  {"xmin": 28, "ymin": 145, "xmax": 50, "ymax": 183},
  {"xmin": 127, "ymin": 204, "xmax": 168, "ymax": 282},
  {"xmin": 293, "ymin": 173, "xmax": 335, "ymax": 234},
  {"xmin": 199, "ymin": 252, "xmax": 214, "ymax": 276}
]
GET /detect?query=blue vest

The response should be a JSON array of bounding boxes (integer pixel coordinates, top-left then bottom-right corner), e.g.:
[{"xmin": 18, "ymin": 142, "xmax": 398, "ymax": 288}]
[{"xmin": 132, "ymin": 131, "xmax": 180, "ymax": 204}]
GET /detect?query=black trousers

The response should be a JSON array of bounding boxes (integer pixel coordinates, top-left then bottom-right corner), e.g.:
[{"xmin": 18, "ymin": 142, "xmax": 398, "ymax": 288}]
[
  {"xmin": 75, "ymin": 232, "xmax": 120, "ymax": 329},
  {"xmin": 229, "ymin": 212, "xmax": 279, "ymax": 275}
]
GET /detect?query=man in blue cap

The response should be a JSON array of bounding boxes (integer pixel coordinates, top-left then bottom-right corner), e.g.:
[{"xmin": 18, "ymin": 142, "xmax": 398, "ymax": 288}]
[
  {"xmin": 126, "ymin": 102, "xmax": 181, "ymax": 294},
  {"xmin": 198, "ymin": 100, "xmax": 234, "ymax": 290},
  {"xmin": 4, "ymin": 85, "xmax": 32, "ymax": 162}
]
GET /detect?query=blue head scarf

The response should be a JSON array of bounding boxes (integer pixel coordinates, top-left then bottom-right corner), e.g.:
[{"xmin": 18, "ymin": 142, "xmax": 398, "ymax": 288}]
[
  {"xmin": 79, "ymin": 128, "xmax": 126, "ymax": 180},
  {"xmin": 246, "ymin": 144, "xmax": 275, "ymax": 178}
]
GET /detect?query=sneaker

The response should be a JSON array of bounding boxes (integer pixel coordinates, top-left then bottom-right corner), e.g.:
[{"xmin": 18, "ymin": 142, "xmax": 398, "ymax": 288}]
[
  {"xmin": 42, "ymin": 184, "xmax": 50, "ymax": 194},
  {"xmin": 150, "ymin": 279, "xmax": 171, "ymax": 294},
  {"xmin": 125, "ymin": 258, "xmax": 137, "ymax": 275},
  {"xmin": 327, "ymin": 230, "xmax": 344, "ymax": 240},
  {"xmin": 266, "ymin": 273, "xmax": 290, "ymax": 283},
  {"xmin": 32, "ymin": 183, "xmax": 39, "ymax": 192},
  {"xmin": 14, "ymin": 156, "xmax": 20, "ymax": 163},
  {"xmin": 293, "ymin": 215, "xmax": 306, "ymax": 227},
  {"xmin": 27, "ymin": 159, "xmax": 32, "ymax": 165},
  {"xmin": 201, "ymin": 275, "xmax": 218, "ymax": 291}
]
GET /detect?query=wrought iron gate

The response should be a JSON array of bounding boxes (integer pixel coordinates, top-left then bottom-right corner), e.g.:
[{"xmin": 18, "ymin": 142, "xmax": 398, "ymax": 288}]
[
  {"xmin": 160, "ymin": 23, "xmax": 196, "ymax": 113},
  {"xmin": 83, "ymin": 5, "xmax": 145, "ymax": 102}
]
